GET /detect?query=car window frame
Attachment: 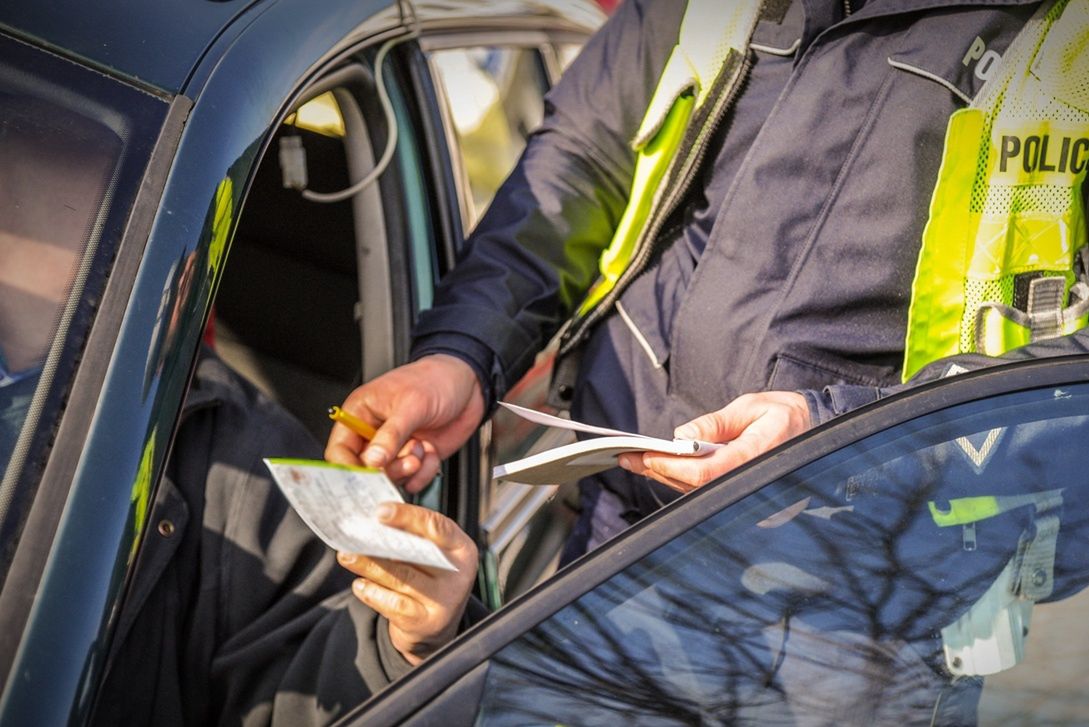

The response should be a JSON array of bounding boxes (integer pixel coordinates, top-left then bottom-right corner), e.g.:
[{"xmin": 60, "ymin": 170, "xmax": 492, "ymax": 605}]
[
  {"xmin": 418, "ymin": 30, "xmax": 556, "ymax": 236},
  {"xmin": 343, "ymin": 353, "xmax": 1089, "ymax": 725},
  {"xmin": 0, "ymin": 78, "xmax": 186, "ymax": 697},
  {"xmin": 0, "ymin": 18, "xmax": 422, "ymax": 723}
]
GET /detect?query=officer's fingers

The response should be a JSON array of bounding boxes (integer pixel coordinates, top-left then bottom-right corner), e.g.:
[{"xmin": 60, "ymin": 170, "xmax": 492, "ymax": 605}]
[
  {"xmin": 354, "ymin": 383, "xmax": 438, "ymax": 467},
  {"xmin": 696, "ymin": 412, "xmax": 797, "ymax": 474},
  {"xmin": 676, "ymin": 393, "xmax": 810, "ymax": 444},
  {"xmin": 673, "ymin": 395, "xmax": 764, "ymax": 443},
  {"xmin": 325, "ymin": 426, "xmax": 366, "ymax": 467},
  {"xmin": 637, "ymin": 446, "xmax": 739, "ymax": 490},
  {"xmin": 362, "ymin": 421, "xmax": 408, "ymax": 469},
  {"xmin": 385, "ymin": 441, "xmax": 425, "ymax": 482},
  {"xmin": 402, "ymin": 444, "xmax": 441, "ymax": 494},
  {"xmin": 630, "ymin": 461, "xmax": 700, "ymax": 494},
  {"xmin": 617, "ymin": 452, "xmax": 649, "ymax": 476}
]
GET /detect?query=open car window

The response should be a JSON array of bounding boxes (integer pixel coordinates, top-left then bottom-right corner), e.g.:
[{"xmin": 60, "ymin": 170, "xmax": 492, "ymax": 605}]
[
  {"xmin": 428, "ymin": 45, "xmax": 548, "ymax": 229},
  {"xmin": 475, "ymin": 371, "xmax": 1089, "ymax": 724}
]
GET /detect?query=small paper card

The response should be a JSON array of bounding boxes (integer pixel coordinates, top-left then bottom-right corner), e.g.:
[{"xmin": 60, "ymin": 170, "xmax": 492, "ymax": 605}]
[{"xmin": 264, "ymin": 458, "xmax": 457, "ymax": 571}]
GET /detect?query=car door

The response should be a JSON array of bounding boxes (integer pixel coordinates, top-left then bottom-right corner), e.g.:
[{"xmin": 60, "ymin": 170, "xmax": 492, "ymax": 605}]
[
  {"xmin": 0, "ymin": 1, "xmax": 603, "ymax": 723},
  {"xmin": 419, "ymin": 26, "xmax": 602, "ymax": 608},
  {"xmin": 343, "ymin": 355, "xmax": 1089, "ymax": 726},
  {"xmin": 0, "ymin": 5, "xmax": 430, "ymax": 723},
  {"xmin": 0, "ymin": 29, "xmax": 185, "ymax": 725},
  {"xmin": 212, "ymin": 16, "xmax": 600, "ymax": 605}
]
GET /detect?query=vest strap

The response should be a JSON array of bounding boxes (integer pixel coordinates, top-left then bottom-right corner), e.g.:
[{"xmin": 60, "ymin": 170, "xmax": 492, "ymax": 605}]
[
  {"xmin": 633, "ymin": 2, "xmax": 765, "ymax": 149},
  {"xmin": 575, "ymin": 0, "xmax": 764, "ymax": 319}
]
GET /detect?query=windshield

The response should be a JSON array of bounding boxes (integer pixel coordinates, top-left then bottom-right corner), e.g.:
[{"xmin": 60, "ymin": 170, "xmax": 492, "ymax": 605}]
[
  {"xmin": 0, "ymin": 32, "xmax": 168, "ymax": 583},
  {"xmin": 475, "ymin": 378, "xmax": 1089, "ymax": 725}
]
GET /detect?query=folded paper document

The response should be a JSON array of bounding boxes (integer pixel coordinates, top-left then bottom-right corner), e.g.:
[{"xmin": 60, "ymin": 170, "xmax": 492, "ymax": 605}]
[
  {"xmin": 492, "ymin": 402, "xmax": 721, "ymax": 485},
  {"xmin": 264, "ymin": 458, "xmax": 457, "ymax": 570}
]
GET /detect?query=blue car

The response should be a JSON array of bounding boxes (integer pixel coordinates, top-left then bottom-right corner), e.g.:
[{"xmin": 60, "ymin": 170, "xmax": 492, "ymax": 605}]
[
  {"xmin": 0, "ymin": 0, "xmax": 601, "ymax": 722},
  {"xmin": 3, "ymin": 0, "xmax": 1089, "ymax": 725}
]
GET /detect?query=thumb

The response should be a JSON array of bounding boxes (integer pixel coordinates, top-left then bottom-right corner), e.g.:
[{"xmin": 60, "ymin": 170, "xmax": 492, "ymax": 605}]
[
  {"xmin": 363, "ymin": 409, "xmax": 423, "ymax": 468},
  {"xmin": 377, "ymin": 503, "xmax": 473, "ymax": 554}
]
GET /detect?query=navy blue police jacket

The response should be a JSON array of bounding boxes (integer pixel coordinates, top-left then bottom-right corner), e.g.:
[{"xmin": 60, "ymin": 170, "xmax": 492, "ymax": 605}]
[{"xmin": 410, "ymin": 0, "xmax": 1089, "ymax": 522}]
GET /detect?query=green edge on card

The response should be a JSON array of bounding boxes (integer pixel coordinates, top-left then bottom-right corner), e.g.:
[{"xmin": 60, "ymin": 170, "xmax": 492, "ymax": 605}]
[{"xmin": 263, "ymin": 457, "xmax": 384, "ymax": 474}]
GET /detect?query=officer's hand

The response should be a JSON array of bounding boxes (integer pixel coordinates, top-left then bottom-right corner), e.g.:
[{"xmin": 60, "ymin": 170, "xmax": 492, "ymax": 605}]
[
  {"xmin": 325, "ymin": 354, "xmax": 485, "ymax": 493},
  {"xmin": 619, "ymin": 391, "xmax": 810, "ymax": 493},
  {"xmin": 337, "ymin": 503, "xmax": 478, "ymax": 666}
]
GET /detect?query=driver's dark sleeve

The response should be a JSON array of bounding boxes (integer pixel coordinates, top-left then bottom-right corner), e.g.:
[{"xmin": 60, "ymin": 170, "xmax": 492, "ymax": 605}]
[
  {"xmin": 195, "ymin": 362, "xmax": 483, "ymax": 726},
  {"xmin": 191, "ymin": 357, "xmax": 422, "ymax": 726},
  {"xmin": 409, "ymin": 0, "xmax": 681, "ymax": 408},
  {"xmin": 92, "ymin": 352, "xmax": 481, "ymax": 727},
  {"xmin": 801, "ymin": 329, "xmax": 1089, "ymax": 425},
  {"xmin": 214, "ymin": 592, "xmax": 415, "ymax": 726}
]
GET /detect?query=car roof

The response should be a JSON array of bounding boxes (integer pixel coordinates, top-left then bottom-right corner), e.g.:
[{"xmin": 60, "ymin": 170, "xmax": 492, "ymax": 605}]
[
  {"xmin": 0, "ymin": 0, "xmax": 602, "ymax": 96},
  {"xmin": 0, "ymin": 0, "xmax": 278, "ymax": 94}
]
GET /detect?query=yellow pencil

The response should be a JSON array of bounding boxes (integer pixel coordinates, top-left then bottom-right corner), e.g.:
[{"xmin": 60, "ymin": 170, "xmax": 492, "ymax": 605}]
[{"xmin": 328, "ymin": 405, "xmax": 378, "ymax": 441}]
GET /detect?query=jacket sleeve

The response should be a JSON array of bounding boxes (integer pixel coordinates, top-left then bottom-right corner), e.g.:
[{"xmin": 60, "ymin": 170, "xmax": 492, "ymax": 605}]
[
  {"xmin": 410, "ymin": 0, "xmax": 682, "ymax": 406},
  {"xmin": 803, "ymin": 330, "xmax": 1089, "ymax": 425},
  {"xmin": 214, "ymin": 592, "xmax": 417, "ymax": 727},
  {"xmin": 195, "ymin": 361, "xmax": 421, "ymax": 725}
]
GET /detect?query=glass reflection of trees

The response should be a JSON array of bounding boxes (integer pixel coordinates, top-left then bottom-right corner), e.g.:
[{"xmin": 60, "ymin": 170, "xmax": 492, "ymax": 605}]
[{"xmin": 477, "ymin": 384, "xmax": 1089, "ymax": 726}]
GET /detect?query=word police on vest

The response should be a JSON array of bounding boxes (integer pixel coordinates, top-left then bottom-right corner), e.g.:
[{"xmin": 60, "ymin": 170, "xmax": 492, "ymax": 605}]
[{"xmin": 1000, "ymin": 134, "xmax": 1089, "ymax": 175}]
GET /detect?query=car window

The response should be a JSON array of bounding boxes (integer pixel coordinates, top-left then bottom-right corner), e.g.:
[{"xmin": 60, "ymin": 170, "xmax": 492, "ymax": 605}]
[
  {"xmin": 472, "ymin": 377, "xmax": 1089, "ymax": 724},
  {"xmin": 216, "ymin": 48, "xmax": 432, "ymax": 441},
  {"xmin": 428, "ymin": 46, "xmax": 548, "ymax": 227},
  {"xmin": 0, "ymin": 32, "xmax": 168, "ymax": 584}
]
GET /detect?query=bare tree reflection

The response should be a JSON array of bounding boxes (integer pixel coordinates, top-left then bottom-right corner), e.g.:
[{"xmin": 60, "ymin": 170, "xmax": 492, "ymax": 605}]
[{"xmin": 477, "ymin": 387, "xmax": 1089, "ymax": 725}]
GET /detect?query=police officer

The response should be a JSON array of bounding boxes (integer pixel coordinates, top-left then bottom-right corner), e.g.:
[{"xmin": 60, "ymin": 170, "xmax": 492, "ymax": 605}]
[{"xmin": 327, "ymin": 0, "xmax": 1089, "ymax": 561}]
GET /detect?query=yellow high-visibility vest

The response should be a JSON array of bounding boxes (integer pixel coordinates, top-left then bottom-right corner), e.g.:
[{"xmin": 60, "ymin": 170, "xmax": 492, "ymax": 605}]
[
  {"xmin": 903, "ymin": 0, "xmax": 1089, "ymax": 379},
  {"xmin": 559, "ymin": 0, "xmax": 767, "ymax": 357}
]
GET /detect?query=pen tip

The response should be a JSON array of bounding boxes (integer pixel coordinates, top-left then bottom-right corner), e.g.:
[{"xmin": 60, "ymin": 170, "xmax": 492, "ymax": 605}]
[{"xmin": 327, "ymin": 406, "xmax": 337, "ymax": 416}]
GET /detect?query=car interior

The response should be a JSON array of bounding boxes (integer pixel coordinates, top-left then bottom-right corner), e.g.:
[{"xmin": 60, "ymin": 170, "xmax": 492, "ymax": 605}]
[
  {"xmin": 214, "ymin": 111, "xmax": 363, "ymax": 440},
  {"xmin": 210, "ymin": 39, "xmax": 581, "ymax": 610}
]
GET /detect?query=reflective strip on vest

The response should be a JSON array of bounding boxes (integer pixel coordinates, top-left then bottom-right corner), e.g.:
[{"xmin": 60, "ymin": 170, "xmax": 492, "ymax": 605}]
[
  {"xmin": 576, "ymin": 0, "xmax": 765, "ymax": 317},
  {"xmin": 903, "ymin": 0, "xmax": 1089, "ymax": 380}
]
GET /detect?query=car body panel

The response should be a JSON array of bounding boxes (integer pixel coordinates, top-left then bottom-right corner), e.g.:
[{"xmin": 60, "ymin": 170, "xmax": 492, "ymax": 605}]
[
  {"xmin": 0, "ymin": 1, "xmax": 408, "ymax": 722},
  {"xmin": 0, "ymin": 0, "xmax": 596, "ymax": 96},
  {"xmin": 0, "ymin": 1, "xmax": 603, "ymax": 723}
]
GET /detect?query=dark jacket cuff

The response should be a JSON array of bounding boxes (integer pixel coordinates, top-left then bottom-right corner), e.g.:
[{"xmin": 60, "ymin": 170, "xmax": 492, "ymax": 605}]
[
  {"xmin": 375, "ymin": 614, "xmax": 417, "ymax": 684},
  {"xmin": 800, "ymin": 384, "xmax": 885, "ymax": 426}
]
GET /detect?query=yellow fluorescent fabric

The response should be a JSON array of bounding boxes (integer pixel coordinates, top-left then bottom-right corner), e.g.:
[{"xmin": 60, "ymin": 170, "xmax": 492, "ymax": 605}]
[
  {"xmin": 903, "ymin": 0, "xmax": 1089, "ymax": 379},
  {"xmin": 578, "ymin": 92, "xmax": 694, "ymax": 315},
  {"xmin": 577, "ymin": 0, "xmax": 765, "ymax": 320},
  {"xmin": 929, "ymin": 496, "xmax": 1001, "ymax": 527}
]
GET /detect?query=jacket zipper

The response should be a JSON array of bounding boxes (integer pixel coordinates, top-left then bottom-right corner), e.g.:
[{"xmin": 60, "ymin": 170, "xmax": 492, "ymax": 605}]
[{"xmin": 559, "ymin": 52, "xmax": 755, "ymax": 357}]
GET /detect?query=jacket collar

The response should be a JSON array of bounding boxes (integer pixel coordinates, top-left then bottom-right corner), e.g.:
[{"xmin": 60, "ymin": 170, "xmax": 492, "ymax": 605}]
[
  {"xmin": 797, "ymin": 0, "xmax": 1043, "ymax": 56},
  {"xmin": 839, "ymin": 0, "xmax": 1043, "ymax": 21}
]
